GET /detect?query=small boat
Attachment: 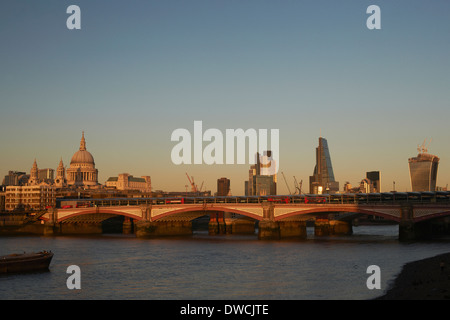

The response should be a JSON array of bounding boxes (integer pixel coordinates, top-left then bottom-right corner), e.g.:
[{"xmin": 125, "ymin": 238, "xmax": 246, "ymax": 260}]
[{"xmin": 0, "ymin": 251, "xmax": 53, "ymax": 274}]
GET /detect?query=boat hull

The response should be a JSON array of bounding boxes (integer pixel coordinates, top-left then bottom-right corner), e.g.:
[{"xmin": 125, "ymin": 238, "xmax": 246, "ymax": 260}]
[{"xmin": 0, "ymin": 252, "xmax": 53, "ymax": 274}]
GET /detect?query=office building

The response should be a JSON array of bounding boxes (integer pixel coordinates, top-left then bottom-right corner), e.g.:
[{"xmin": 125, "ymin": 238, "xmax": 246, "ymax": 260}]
[
  {"xmin": 4, "ymin": 185, "xmax": 55, "ymax": 211},
  {"xmin": 245, "ymin": 151, "xmax": 277, "ymax": 196},
  {"xmin": 2, "ymin": 171, "xmax": 29, "ymax": 186},
  {"xmin": 0, "ymin": 186, "xmax": 5, "ymax": 212},
  {"xmin": 106, "ymin": 174, "xmax": 151, "ymax": 193},
  {"xmin": 217, "ymin": 177, "xmax": 230, "ymax": 196},
  {"xmin": 255, "ymin": 175, "xmax": 275, "ymax": 196},
  {"xmin": 409, "ymin": 144, "xmax": 439, "ymax": 192},
  {"xmin": 309, "ymin": 137, "xmax": 339, "ymax": 194},
  {"xmin": 360, "ymin": 178, "xmax": 374, "ymax": 193},
  {"xmin": 38, "ymin": 168, "xmax": 55, "ymax": 183},
  {"xmin": 366, "ymin": 171, "xmax": 381, "ymax": 192}
]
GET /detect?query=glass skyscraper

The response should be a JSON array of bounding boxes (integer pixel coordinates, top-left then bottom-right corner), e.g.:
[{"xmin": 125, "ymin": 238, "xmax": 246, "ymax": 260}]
[
  {"xmin": 245, "ymin": 151, "xmax": 277, "ymax": 196},
  {"xmin": 409, "ymin": 149, "xmax": 439, "ymax": 192},
  {"xmin": 309, "ymin": 137, "xmax": 339, "ymax": 194}
]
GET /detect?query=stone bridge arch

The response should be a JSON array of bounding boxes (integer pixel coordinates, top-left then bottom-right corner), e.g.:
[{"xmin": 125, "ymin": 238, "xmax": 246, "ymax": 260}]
[
  {"xmin": 50, "ymin": 206, "xmax": 145, "ymax": 223},
  {"xmin": 57, "ymin": 209, "xmax": 143, "ymax": 223},
  {"xmin": 274, "ymin": 205, "xmax": 403, "ymax": 222},
  {"xmin": 150, "ymin": 205, "xmax": 264, "ymax": 222}
]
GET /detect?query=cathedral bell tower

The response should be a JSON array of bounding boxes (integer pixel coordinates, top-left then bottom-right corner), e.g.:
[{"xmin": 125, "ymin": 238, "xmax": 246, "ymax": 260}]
[
  {"xmin": 55, "ymin": 158, "xmax": 67, "ymax": 188},
  {"xmin": 28, "ymin": 159, "xmax": 39, "ymax": 186}
]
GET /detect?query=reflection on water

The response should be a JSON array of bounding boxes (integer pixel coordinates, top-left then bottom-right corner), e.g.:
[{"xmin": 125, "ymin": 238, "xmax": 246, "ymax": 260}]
[{"xmin": 0, "ymin": 225, "xmax": 449, "ymax": 300}]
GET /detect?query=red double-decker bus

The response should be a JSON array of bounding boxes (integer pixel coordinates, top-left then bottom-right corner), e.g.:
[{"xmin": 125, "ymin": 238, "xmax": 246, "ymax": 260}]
[
  {"xmin": 165, "ymin": 198, "xmax": 185, "ymax": 204},
  {"xmin": 267, "ymin": 196, "xmax": 290, "ymax": 203}
]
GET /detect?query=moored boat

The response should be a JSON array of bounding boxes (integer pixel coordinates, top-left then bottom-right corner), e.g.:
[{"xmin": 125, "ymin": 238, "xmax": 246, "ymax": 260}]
[{"xmin": 0, "ymin": 251, "xmax": 53, "ymax": 274}]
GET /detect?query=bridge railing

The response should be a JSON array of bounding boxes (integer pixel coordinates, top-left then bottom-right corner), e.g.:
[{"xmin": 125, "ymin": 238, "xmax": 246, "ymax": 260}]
[{"xmin": 55, "ymin": 191, "xmax": 450, "ymax": 209}]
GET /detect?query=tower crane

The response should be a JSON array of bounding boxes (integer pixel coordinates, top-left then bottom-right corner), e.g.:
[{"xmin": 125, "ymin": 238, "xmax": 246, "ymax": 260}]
[
  {"xmin": 191, "ymin": 176, "xmax": 199, "ymax": 192},
  {"xmin": 294, "ymin": 176, "xmax": 302, "ymax": 194},
  {"xmin": 281, "ymin": 171, "xmax": 292, "ymax": 195},
  {"xmin": 185, "ymin": 173, "xmax": 197, "ymax": 192},
  {"xmin": 418, "ymin": 138, "xmax": 432, "ymax": 154}
]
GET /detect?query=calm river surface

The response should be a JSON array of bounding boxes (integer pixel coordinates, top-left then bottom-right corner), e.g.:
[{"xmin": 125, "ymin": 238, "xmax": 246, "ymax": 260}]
[{"xmin": 1, "ymin": 225, "xmax": 449, "ymax": 300}]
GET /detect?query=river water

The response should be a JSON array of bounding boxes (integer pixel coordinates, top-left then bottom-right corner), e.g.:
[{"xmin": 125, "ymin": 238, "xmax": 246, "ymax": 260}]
[{"xmin": 0, "ymin": 225, "xmax": 449, "ymax": 300}]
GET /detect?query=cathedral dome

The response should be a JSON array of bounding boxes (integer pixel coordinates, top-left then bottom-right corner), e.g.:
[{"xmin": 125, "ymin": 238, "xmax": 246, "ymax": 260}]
[
  {"xmin": 71, "ymin": 150, "xmax": 95, "ymax": 165},
  {"xmin": 67, "ymin": 132, "xmax": 99, "ymax": 187},
  {"xmin": 70, "ymin": 132, "xmax": 95, "ymax": 166}
]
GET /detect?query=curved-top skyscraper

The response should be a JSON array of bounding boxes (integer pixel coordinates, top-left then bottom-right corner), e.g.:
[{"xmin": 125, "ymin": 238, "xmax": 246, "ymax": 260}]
[{"xmin": 408, "ymin": 142, "xmax": 439, "ymax": 192}]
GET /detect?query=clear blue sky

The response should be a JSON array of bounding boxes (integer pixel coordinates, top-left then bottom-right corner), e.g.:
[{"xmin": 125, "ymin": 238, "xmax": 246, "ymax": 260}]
[{"xmin": 1, "ymin": 0, "xmax": 449, "ymax": 195}]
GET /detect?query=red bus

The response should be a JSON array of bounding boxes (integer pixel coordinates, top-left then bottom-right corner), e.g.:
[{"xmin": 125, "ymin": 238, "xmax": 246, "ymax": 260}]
[
  {"xmin": 165, "ymin": 198, "xmax": 185, "ymax": 204},
  {"xmin": 267, "ymin": 197, "xmax": 290, "ymax": 203}
]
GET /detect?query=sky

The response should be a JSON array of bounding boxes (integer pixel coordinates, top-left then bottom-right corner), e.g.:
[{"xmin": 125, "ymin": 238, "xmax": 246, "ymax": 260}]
[{"xmin": 1, "ymin": 0, "xmax": 449, "ymax": 195}]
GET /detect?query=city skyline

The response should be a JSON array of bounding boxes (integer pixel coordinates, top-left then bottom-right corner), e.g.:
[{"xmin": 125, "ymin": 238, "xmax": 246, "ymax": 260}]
[
  {"xmin": 1, "ymin": 131, "xmax": 446, "ymax": 195},
  {"xmin": 1, "ymin": 1, "xmax": 449, "ymax": 195}
]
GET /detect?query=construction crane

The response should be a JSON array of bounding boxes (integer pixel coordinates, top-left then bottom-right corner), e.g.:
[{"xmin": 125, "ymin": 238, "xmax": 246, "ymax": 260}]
[
  {"xmin": 191, "ymin": 176, "xmax": 199, "ymax": 192},
  {"xmin": 185, "ymin": 173, "xmax": 197, "ymax": 192},
  {"xmin": 281, "ymin": 171, "xmax": 292, "ymax": 195},
  {"xmin": 418, "ymin": 138, "xmax": 432, "ymax": 154},
  {"xmin": 293, "ymin": 176, "xmax": 302, "ymax": 194},
  {"xmin": 199, "ymin": 181, "xmax": 204, "ymax": 192}
]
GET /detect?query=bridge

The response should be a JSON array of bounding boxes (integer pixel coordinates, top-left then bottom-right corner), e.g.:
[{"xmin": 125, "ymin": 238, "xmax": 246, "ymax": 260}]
[{"xmin": 39, "ymin": 192, "xmax": 450, "ymax": 240}]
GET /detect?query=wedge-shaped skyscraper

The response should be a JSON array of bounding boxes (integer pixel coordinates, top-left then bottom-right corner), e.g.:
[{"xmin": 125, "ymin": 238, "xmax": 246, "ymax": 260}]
[{"xmin": 309, "ymin": 137, "xmax": 339, "ymax": 194}]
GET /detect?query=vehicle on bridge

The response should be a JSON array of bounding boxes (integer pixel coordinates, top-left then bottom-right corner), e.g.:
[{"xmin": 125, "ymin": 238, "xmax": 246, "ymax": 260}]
[
  {"xmin": 267, "ymin": 196, "xmax": 290, "ymax": 203},
  {"xmin": 58, "ymin": 200, "xmax": 93, "ymax": 209},
  {"xmin": 304, "ymin": 196, "xmax": 327, "ymax": 204},
  {"xmin": 76, "ymin": 202, "xmax": 92, "ymax": 208},
  {"xmin": 165, "ymin": 198, "xmax": 185, "ymax": 204}
]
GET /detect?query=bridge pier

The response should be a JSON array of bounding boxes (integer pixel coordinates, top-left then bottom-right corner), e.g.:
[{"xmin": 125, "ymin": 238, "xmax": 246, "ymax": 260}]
[
  {"xmin": 43, "ymin": 221, "xmax": 58, "ymax": 236},
  {"xmin": 399, "ymin": 220, "xmax": 434, "ymax": 241},
  {"xmin": 397, "ymin": 204, "xmax": 434, "ymax": 241},
  {"xmin": 230, "ymin": 218, "xmax": 256, "ymax": 234},
  {"xmin": 279, "ymin": 221, "xmax": 307, "ymax": 239},
  {"xmin": 258, "ymin": 203, "xmax": 307, "ymax": 239},
  {"xmin": 258, "ymin": 203, "xmax": 279, "ymax": 239},
  {"xmin": 314, "ymin": 219, "xmax": 353, "ymax": 237},
  {"xmin": 43, "ymin": 208, "xmax": 59, "ymax": 236},
  {"xmin": 123, "ymin": 217, "xmax": 133, "ymax": 234},
  {"xmin": 257, "ymin": 221, "xmax": 307, "ymax": 240},
  {"xmin": 208, "ymin": 212, "xmax": 256, "ymax": 235},
  {"xmin": 208, "ymin": 212, "xmax": 227, "ymax": 234},
  {"xmin": 258, "ymin": 221, "xmax": 280, "ymax": 240},
  {"xmin": 135, "ymin": 220, "xmax": 192, "ymax": 238},
  {"xmin": 431, "ymin": 217, "xmax": 450, "ymax": 237}
]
